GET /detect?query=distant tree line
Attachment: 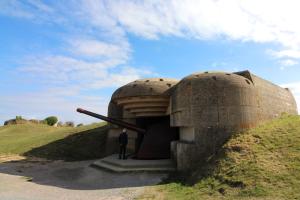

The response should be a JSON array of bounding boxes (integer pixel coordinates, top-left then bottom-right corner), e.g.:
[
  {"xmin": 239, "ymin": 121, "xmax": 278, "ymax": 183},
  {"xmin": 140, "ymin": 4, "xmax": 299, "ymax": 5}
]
[{"xmin": 4, "ymin": 116, "xmax": 82, "ymax": 127}]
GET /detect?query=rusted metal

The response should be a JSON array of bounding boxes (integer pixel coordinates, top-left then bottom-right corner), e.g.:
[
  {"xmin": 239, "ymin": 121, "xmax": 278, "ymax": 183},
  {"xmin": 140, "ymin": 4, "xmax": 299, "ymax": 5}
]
[{"xmin": 76, "ymin": 108, "xmax": 147, "ymax": 134}]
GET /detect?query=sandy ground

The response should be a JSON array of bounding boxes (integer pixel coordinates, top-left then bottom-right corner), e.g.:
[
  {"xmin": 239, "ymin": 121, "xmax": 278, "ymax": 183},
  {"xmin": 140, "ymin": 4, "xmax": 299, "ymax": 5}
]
[{"xmin": 0, "ymin": 158, "xmax": 167, "ymax": 200}]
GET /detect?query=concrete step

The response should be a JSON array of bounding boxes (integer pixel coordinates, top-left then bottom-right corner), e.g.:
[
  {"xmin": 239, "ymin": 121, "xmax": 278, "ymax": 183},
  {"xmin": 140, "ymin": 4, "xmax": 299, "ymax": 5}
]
[
  {"xmin": 91, "ymin": 154, "xmax": 176, "ymax": 172},
  {"xmin": 102, "ymin": 158, "xmax": 174, "ymax": 169},
  {"xmin": 92, "ymin": 160, "xmax": 175, "ymax": 172}
]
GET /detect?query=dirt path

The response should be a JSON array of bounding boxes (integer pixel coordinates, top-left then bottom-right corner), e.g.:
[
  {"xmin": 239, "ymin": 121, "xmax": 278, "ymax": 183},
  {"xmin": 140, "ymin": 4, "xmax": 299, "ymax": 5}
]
[{"xmin": 0, "ymin": 158, "xmax": 166, "ymax": 200}]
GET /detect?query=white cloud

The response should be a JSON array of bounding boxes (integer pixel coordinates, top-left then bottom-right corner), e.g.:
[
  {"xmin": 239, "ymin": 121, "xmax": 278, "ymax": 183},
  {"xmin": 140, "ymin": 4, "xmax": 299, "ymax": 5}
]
[
  {"xmin": 3, "ymin": 0, "xmax": 300, "ymax": 123},
  {"xmin": 4, "ymin": 0, "xmax": 300, "ymax": 50},
  {"xmin": 270, "ymin": 49, "xmax": 300, "ymax": 68},
  {"xmin": 0, "ymin": 0, "xmax": 66, "ymax": 23},
  {"xmin": 3, "ymin": 53, "xmax": 154, "ymax": 123},
  {"xmin": 69, "ymin": 39, "xmax": 130, "ymax": 61},
  {"xmin": 270, "ymin": 49, "xmax": 300, "ymax": 59},
  {"xmin": 99, "ymin": 0, "xmax": 300, "ymax": 48},
  {"xmin": 68, "ymin": 0, "xmax": 300, "ymax": 69},
  {"xmin": 1, "ymin": 52, "xmax": 154, "ymax": 124},
  {"xmin": 106, "ymin": 0, "xmax": 300, "ymax": 67},
  {"xmin": 0, "ymin": 0, "xmax": 34, "ymax": 18},
  {"xmin": 6, "ymin": 0, "xmax": 300, "ymax": 47},
  {"xmin": 18, "ymin": 55, "xmax": 152, "ymax": 88},
  {"xmin": 27, "ymin": 0, "xmax": 53, "ymax": 13},
  {"xmin": 279, "ymin": 59, "xmax": 299, "ymax": 70},
  {"xmin": 88, "ymin": 66, "xmax": 156, "ymax": 89}
]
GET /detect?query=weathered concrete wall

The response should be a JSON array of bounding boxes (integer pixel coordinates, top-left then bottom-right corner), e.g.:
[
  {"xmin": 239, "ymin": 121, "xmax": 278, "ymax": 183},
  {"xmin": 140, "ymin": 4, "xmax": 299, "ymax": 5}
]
[
  {"xmin": 171, "ymin": 72, "xmax": 260, "ymax": 170},
  {"xmin": 179, "ymin": 127, "xmax": 195, "ymax": 142},
  {"xmin": 108, "ymin": 101, "xmax": 123, "ymax": 119},
  {"xmin": 106, "ymin": 70, "xmax": 297, "ymax": 171},
  {"xmin": 251, "ymin": 74, "xmax": 298, "ymax": 119},
  {"xmin": 171, "ymin": 71, "xmax": 298, "ymax": 171}
]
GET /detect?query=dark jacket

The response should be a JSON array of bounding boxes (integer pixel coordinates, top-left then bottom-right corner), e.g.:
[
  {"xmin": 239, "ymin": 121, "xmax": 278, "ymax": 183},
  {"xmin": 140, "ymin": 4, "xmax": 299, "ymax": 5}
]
[{"xmin": 119, "ymin": 132, "xmax": 128, "ymax": 145}]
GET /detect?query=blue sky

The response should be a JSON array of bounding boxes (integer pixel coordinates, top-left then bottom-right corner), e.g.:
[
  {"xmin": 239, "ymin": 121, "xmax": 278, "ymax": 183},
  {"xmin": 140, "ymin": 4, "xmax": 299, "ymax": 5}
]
[{"xmin": 1, "ymin": 0, "xmax": 300, "ymax": 125}]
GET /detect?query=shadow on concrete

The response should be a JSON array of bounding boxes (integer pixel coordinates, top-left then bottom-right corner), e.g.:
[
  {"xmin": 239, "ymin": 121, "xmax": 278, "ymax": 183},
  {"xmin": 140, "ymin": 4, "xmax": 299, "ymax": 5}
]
[
  {"xmin": 0, "ymin": 125, "xmax": 167, "ymax": 190},
  {"xmin": 0, "ymin": 158, "xmax": 168, "ymax": 190}
]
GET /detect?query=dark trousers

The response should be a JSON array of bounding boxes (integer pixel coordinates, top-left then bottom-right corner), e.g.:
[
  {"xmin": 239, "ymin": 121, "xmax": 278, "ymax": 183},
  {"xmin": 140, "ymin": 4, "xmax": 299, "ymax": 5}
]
[{"xmin": 119, "ymin": 144, "xmax": 126, "ymax": 159}]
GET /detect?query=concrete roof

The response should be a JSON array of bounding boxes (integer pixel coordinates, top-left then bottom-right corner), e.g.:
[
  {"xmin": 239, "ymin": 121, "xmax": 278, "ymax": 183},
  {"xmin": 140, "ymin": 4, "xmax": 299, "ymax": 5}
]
[
  {"xmin": 178, "ymin": 72, "xmax": 254, "ymax": 86},
  {"xmin": 112, "ymin": 78, "xmax": 179, "ymax": 100}
]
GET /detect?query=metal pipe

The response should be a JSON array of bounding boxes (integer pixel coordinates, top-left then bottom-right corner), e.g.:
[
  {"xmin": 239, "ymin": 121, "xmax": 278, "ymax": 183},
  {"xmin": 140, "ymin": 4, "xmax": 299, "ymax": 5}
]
[{"xmin": 76, "ymin": 108, "xmax": 147, "ymax": 134}]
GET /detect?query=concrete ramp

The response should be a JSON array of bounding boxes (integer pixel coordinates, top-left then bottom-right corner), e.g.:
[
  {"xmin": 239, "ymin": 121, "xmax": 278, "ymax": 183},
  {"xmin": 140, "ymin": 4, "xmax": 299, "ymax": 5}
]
[{"xmin": 92, "ymin": 154, "xmax": 176, "ymax": 172}]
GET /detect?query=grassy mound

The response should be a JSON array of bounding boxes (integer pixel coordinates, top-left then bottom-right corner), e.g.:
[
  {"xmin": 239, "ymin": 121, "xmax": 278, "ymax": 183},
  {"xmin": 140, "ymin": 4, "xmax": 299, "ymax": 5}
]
[
  {"xmin": 140, "ymin": 115, "xmax": 300, "ymax": 200},
  {"xmin": 0, "ymin": 122, "xmax": 108, "ymax": 161}
]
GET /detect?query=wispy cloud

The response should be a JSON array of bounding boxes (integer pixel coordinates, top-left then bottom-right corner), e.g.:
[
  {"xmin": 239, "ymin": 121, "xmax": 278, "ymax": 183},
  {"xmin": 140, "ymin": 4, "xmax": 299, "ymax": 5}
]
[
  {"xmin": 101, "ymin": 0, "xmax": 300, "ymax": 48},
  {"xmin": 69, "ymin": 39, "xmax": 130, "ymax": 61},
  {"xmin": 105, "ymin": 0, "xmax": 300, "ymax": 68},
  {"xmin": 269, "ymin": 49, "xmax": 300, "ymax": 68},
  {"xmin": 2, "ymin": 0, "xmax": 300, "ymax": 123},
  {"xmin": 5, "ymin": 0, "xmax": 300, "ymax": 47},
  {"xmin": 4, "ymin": 1, "xmax": 300, "ymax": 54},
  {"xmin": 27, "ymin": 0, "xmax": 53, "ymax": 13},
  {"xmin": 279, "ymin": 59, "xmax": 299, "ymax": 70},
  {"xmin": 0, "ymin": 0, "xmax": 66, "ymax": 23},
  {"xmin": 270, "ymin": 49, "xmax": 300, "ymax": 59},
  {"xmin": 18, "ymin": 54, "xmax": 151, "ymax": 88},
  {"xmin": 3, "ymin": 52, "xmax": 154, "ymax": 124},
  {"xmin": 69, "ymin": 1, "xmax": 300, "ymax": 69},
  {"xmin": 0, "ymin": 0, "xmax": 34, "ymax": 18}
]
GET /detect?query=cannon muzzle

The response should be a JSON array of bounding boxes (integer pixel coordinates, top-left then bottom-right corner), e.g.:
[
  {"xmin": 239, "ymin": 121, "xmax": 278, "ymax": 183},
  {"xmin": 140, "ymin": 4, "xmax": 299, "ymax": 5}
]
[{"xmin": 76, "ymin": 108, "xmax": 147, "ymax": 134}]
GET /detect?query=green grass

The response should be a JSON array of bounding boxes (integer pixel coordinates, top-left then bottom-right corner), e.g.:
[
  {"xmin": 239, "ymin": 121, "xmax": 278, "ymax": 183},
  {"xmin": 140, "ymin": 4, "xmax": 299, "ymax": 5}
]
[
  {"xmin": 0, "ymin": 122, "xmax": 108, "ymax": 160},
  {"xmin": 140, "ymin": 114, "xmax": 300, "ymax": 200}
]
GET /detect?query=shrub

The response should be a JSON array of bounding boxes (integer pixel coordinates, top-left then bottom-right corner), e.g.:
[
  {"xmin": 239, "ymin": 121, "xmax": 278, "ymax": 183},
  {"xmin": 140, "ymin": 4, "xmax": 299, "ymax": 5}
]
[
  {"xmin": 16, "ymin": 116, "xmax": 23, "ymax": 120},
  {"xmin": 39, "ymin": 120, "xmax": 47, "ymax": 124},
  {"xmin": 44, "ymin": 116, "xmax": 58, "ymax": 126},
  {"xmin": 65, "ymin": 121, "xmax": 75, "ymax": 127},
  {"xmin": 4, "ymin": 120, "xmax": 14, "ymax": 126},
  {"xmin": 5, "ymin": 117, "xmax": 27, "ymax": 125},
  {"xmin": 77, "ymin": 123, "xmax": 84, "ymax": 127},
  {"xmin": 29, "ymin": 119, "xmax": 39, "ymax": 124}
]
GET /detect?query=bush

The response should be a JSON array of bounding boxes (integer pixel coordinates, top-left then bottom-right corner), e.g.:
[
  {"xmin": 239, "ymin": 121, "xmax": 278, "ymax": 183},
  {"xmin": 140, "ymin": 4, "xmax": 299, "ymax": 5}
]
[
  {"xmin": 65, "ymin": 121, "xmax": 74, "ymax": 127},
  {"xmin": 77, "ymin": 123, "xmax": 84, "ymax": 127},
  {"xmin": 39, "ymin": 120, "xmax": 47, "ymax": 124},
  {"xmin": 44, "ymin": 116, "xmax": 58, "ymax": 126},
  {"xmin": 16, "ymin": 116, "xmax": 23, "ymax": 120},
  {"xmin": 4, "ymin": 118, "xmax": 27, "ymax": 125},
  {"xmin": 29, "ymin": 119, "xmax": 39, "ymax": 124}
]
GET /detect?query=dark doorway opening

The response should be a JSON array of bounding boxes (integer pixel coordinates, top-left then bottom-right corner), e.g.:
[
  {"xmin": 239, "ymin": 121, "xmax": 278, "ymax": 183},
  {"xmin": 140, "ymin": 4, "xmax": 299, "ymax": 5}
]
[{"xmin": 135, "ymin": 116, "xmax": 179, "ymax": 159}]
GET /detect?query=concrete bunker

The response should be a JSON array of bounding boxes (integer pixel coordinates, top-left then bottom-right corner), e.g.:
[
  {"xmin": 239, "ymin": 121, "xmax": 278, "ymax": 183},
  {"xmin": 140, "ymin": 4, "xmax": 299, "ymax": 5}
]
[
  {"xmin": 170, "ymin": 71, "xmax": 297, "ymax": 170},
  {"xmin": 107, "ymin": 78, "xmax": 180, "ymax": 160},
  {"xmin": 78, "ymin": 70, "xmax": 298, "ymax": 171}
]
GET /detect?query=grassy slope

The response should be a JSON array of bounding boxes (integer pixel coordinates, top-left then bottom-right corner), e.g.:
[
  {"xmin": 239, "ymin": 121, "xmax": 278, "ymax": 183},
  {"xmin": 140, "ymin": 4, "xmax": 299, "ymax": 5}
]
[
  {"xmin": 0, "ymin": 122, "xmax": 108, "ymax": 160},
  {"xmin": 140, "ymin": 115, "xmax": 300, "ymax": 200}
]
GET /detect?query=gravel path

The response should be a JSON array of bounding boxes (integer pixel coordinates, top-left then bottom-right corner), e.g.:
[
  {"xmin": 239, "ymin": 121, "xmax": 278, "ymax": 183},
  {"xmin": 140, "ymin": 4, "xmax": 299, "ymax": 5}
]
[{"xmin": 0, "ymin": 159, "xmax": 167, "ymax": 200}]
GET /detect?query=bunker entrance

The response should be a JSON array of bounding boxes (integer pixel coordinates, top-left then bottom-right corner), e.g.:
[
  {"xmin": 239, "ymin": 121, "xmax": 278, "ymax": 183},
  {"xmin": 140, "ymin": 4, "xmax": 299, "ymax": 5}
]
[{"xmin": 135, "ymin": 116, "xmax": 179, "ymax": 159}]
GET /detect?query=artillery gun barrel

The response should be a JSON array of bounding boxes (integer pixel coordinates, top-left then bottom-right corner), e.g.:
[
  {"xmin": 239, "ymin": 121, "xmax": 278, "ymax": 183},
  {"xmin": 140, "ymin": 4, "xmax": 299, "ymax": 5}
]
[{"xmin": 76, "ymin": 108, "xmax": 147, "ymax": 134}]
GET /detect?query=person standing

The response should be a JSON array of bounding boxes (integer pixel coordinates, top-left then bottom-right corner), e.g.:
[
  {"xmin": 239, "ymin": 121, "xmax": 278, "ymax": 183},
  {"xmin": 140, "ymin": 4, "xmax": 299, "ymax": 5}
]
[{"xmin": 119, "ymin": 128, "xmax": 128, "ymax": 159}]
